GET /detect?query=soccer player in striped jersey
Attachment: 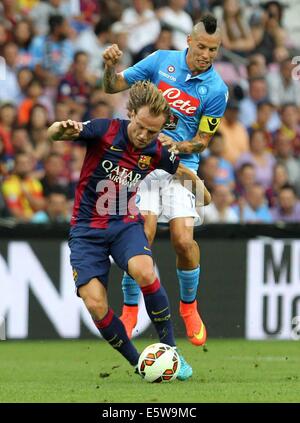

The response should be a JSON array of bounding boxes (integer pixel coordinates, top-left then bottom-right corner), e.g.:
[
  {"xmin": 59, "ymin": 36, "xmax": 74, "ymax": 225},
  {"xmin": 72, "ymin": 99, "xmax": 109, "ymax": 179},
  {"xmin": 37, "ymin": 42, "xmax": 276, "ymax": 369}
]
[
  {"xmin": 48, "ymin": 81, "xmax": 211, "ymax": 379},
  {"xmin": 102, "ymin": 15, "xmax": 228, "ymax": 346}
]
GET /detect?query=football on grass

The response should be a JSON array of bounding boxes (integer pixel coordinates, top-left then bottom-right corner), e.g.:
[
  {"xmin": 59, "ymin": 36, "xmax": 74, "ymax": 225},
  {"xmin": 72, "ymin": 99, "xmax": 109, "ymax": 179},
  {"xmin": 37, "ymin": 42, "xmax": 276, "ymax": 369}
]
[{"xmin": 138, "ymin": 343, "xmax": 181, "ymax": 383}]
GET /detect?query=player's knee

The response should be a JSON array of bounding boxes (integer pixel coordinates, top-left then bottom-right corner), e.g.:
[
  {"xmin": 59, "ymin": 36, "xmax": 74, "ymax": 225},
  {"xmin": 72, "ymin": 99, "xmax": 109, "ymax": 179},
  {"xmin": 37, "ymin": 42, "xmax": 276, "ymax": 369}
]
[
  {"xmin": 134, "ymin": 268, "xmax": 156, "ymax": 286},
  {"xmin": 172, "ymin": 237, "xmax": 194, "ymax": 256},
  {"xmin": 144, "ymin": 229, "xmax": 155, "ymax": 246},
  {"xmin": 84, "ymin": 297, "xmax": 108, "ymax": 319}
]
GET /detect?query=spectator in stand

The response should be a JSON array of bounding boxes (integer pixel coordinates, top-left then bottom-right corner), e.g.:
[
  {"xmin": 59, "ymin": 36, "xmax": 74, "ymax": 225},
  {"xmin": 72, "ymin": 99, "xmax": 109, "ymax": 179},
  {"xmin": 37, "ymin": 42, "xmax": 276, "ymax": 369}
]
[
  {"xmin": 18, "ymin": 0, "xmax": 39, "ymax": 15},
  {"xmin": 0, "ymin": 20, "xmax": 9, "ymax": 56},
  {"xmin": 11, "ymin": 126, "xmax": 34, "ymax": 156},
  {"xmin": 234, "ymin": 183, "xmax": 273, "ymax": 223},
  {"xmin": 54, "ymin": 101, "xmax": 71, "ymax": 122},
  {"xmin": 133, "ymin": 24, "xmax": 175, "ymax": 63},
  {"xmin": 198, "ymin": 156, "xmax": 219, "ymax": 192},
  {"xmin": 40, "ymin": 153, "xmax": 70, "ymax": 198},
  {"xmin": 274, "ymin": 131, "xmax": 300, "ymax": 196},
  {"xmin": 234, "ymin": 162, "xmax": 256, "ymax": 199},
  {"xmin": 239, "ymin": 77, "xmax": 280, "ymax": 132},
  {"xmin": 2, "ymin": 151, "xmax": 45, "ymax": 222},
  {"xmin": 204, "ymin": 184, "xmax": 239, "ymax": 223},
  {"xmin": 57, "ymin": 51, "xmax": 94, "ymax": 116},
  {"xmin": 250, "ymin": 1, "xmax": 288, "ymax": 64},
  {"xmin": 156, "ymin": 0, "xmax": 193, "ymax": 51},
  {"xmin": 29, "ymin": 0, "xmax": 70, "ymax": 36},
  {"xmin": 18, "ymin": 78, "xmax": 45, "ymax": 126},
  {"xmin": 32, "ymin": 15, "xmax": 74, "ymax": 86},
  {"xmin": 120, "ymin": 0, "xmax": 161, "ymax": 56},
  {"xmin": 0, "ymin": 103, "xmax": 17, "ymax": 156},
  {"xmin": 207, "ymin": 131, "xmax": 235, "ymax": 190},
  {"xmin": 278, "ymin": 103, "xmax": 300, "ymax": 157},
  {"xmin": 16, "ymin": 67, "xmax": 34, "ymax": 103},
  {"xmin": 100, "ymin": 0, "xmax": 124, "ymax": 23},
  {"xmin": 68, "ymin": 144, "xmax": 86, "ymax": 199},
  {"xmin": 0, "ymin": 42, "xmax": 21, "ymax": 104},
  {"xmin": 218, "ymin": 99, "xmax": 249, "ymax": 165},
  {"xmin": 220, "ymin": 0, "xmax": 255, "ymax": 56},
  {"xmin": 236, "ymin": 129, "xmax": 276, "ymax": 190},
  {"xmin": 246, "ymin": 54, "xmax": 267, "ymax": 79},
  {"xmin": 74, "ymin": 18, "xmax": 113, "ymax": 78},
  {"xmin": 0, "ymin": 0, "xmax": 21, "ymax": 33},
  {"xmin": 27, "ymin": 104, "xmax": 51, "ymax": 163},
  {"xmin": 90, "ymin": 101, "xmax": 114, "ymax": 120},
  {"xmin": 271, "ymin": 184, "xmax": 300, "ymax": 223},
  {"xmin": 78, "ymin": 0, "xmax": 101, "ymax": 26},
  {"xmin": 14, "ymin": 18, "xmax": 36, "ymax": 70},
  {"xmin": 110, "ymin": 22, "xmax": 131, "ymax": 69},
  {"xmin": 267, "ymin": 59, "xmax": 300, "ymax": 108},
  {"xmin": 249, "ymin": 101, "xmax": 275, "ymax": 149},
  {"xmin": 0, "ymin": 132, "xmax": 13, "ymax": 178},
  {"xmin": 31, "ymin": 188, "xmax": 70, "ymax": 223},
  {"xmin": 266, "ymin": 162, "xmax": 289, "ymax": 208}
]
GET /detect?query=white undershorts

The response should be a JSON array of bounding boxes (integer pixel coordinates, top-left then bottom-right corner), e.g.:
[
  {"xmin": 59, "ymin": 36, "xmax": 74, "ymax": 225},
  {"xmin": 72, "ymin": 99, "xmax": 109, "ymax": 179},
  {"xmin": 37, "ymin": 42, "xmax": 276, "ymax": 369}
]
[{"xmin": 136, "ymin": 169, "xmax": 203, "ymax": 225}]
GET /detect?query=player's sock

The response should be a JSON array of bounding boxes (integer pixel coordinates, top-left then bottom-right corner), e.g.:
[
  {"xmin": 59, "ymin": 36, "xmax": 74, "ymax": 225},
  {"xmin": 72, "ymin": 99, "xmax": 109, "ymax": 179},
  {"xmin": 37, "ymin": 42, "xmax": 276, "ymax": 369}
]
[
  {"xmin": 121, "ymin": 273, "xmax": 140, "ymax": 305},
  {"xmin": 177, "ymin": 266, "xmax": 206, "ymax": 346},
  {"xmin": 141, "ymin": 277, "xmax": 176, "ymax": 347},
  {"xmin": 120, "ymin": 273, "xmax": 140, "ymax": 338},
  {"xmin": 93, "ymin": 308, "xmax": 139, "ymax": 366},
  {"xmin": 176, "ymin": 266, "xmax": 200, "ymax": 303}
]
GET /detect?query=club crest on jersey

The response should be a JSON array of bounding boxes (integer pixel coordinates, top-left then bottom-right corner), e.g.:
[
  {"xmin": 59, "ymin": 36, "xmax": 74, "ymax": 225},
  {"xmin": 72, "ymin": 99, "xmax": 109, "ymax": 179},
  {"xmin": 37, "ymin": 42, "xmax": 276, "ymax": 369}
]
[
  {"xmin": 138, "ymin": 155, "xmax": 152, "ymax": 170},
  {"xmin": 167, "ymin": 65, "xmax": 175, "ymax": 73}
]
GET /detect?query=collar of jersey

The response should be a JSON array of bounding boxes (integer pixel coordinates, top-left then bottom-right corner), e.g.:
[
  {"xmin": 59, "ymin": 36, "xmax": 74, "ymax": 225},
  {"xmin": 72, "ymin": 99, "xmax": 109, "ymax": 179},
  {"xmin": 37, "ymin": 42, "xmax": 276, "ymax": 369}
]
[{"xmin": 180, "ymin": 49, "xmax": 214, "ymax": 81}]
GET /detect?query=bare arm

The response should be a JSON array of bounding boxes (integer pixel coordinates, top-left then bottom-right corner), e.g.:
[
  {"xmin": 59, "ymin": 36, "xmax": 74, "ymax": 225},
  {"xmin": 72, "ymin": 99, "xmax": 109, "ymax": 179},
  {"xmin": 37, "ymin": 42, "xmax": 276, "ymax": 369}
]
[
  {"xmin": 47, "ymin": 120, "xmax": 83, "ymax": 142},
  {"xmin": 159, "ymin": 130, "xmax": 212, "ymax": 154},
  {"xmin": 175, "ymin": 162, "xmax": 211, "ymax": 206},
  {"xmin": 102, "ymin": 44, "xmax": 130, "ymax": 93}
]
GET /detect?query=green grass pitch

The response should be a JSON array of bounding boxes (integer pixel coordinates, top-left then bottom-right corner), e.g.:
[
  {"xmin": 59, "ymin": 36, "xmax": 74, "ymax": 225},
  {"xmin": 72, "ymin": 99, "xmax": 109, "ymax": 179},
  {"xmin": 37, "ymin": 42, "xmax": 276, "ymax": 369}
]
[{"xmin": 0, "ymin": 339, "xmax": 299, "ymax": 403}]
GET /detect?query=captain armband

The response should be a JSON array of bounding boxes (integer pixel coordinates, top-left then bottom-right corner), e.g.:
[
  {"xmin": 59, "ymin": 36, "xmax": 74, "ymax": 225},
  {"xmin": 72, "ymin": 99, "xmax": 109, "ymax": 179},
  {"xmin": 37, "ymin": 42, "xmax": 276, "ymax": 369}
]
[{"xmin": 198, "ymin": 116, "xmax": 221, "ymax": 134}]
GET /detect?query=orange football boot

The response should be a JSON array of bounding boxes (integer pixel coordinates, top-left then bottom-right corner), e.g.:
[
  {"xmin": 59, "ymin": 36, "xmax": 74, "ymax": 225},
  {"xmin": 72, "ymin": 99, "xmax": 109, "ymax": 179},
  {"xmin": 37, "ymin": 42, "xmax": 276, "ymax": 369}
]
[
  {"xmin": 120, "ymin": 305, "xmax": 139, "ymax": 339},
  {"xmin": 179, "ymin": 300, "xmax": 207, "ymax": 346}
]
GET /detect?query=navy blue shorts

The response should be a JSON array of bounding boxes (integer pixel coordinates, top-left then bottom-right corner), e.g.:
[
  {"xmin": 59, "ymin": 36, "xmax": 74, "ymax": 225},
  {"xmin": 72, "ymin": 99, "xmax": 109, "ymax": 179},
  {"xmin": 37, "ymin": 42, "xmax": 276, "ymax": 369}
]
[{"xmin": 68, "ymin": 221, "xmax": 152, "ymax": 290}]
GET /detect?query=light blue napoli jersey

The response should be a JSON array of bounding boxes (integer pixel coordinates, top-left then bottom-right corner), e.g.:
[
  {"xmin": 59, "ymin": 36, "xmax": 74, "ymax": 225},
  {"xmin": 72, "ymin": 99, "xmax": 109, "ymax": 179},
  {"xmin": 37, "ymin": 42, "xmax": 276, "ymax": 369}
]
[{"xmin": 123, "ymin": 49, "xmax": 228, "ymax": 171}]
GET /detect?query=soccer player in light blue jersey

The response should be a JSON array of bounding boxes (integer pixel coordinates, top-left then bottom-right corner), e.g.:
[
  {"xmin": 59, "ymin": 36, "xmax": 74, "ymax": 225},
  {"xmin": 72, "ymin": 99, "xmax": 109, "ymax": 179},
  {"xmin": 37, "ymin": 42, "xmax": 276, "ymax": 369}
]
[{"xmin": 102, "ymin": 14, "xmax": 228, "ymax": 346}]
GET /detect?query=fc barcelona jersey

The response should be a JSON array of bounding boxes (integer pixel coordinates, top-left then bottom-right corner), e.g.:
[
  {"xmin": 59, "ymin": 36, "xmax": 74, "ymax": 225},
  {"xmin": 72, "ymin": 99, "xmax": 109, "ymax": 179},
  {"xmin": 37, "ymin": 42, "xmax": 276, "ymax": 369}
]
[{"xmin": 71, "ymin": 118, "xmax": 179, "ymax": 228}]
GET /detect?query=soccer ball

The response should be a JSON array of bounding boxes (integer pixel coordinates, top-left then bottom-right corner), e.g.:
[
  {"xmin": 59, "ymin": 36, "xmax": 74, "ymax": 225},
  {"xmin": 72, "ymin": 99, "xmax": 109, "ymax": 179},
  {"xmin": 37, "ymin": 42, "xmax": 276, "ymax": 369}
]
[{"xmin": 138, "ymin": 343, "xmax": 181, "ymax": 383}]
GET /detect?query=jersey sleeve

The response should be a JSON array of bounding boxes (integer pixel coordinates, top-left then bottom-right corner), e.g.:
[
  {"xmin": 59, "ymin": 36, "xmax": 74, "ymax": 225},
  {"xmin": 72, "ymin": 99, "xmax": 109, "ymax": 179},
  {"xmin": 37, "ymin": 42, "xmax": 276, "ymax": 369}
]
[
  {"xmin": 156, "ymin": 145, "xmax": 180, "ymax": 174},
  {"xmin": 122, "ymin": 51, "xmax": 161, "ymax": 85},
  {"xmin": 78, "ymin": 119, "xmax": 111, "ymax": 141},
  {"xmin": 199, "ymin": 87, "xmax": 228, "ymax": 134}
]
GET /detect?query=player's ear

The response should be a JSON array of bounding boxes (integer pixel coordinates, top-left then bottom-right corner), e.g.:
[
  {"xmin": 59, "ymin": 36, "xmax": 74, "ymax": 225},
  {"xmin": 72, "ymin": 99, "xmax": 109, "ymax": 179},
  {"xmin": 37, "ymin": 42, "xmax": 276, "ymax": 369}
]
[{"xmin": 187, "ymin": 34, "xmax": 192, "ymax": 47}]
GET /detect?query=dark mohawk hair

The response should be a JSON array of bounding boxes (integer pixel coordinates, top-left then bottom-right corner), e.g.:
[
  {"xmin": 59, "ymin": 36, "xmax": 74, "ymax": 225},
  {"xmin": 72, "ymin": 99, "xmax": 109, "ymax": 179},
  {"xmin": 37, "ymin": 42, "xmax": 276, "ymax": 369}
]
[{"xmin": 199, "ymin": 14, "xmax": 217, "ymax": 34}]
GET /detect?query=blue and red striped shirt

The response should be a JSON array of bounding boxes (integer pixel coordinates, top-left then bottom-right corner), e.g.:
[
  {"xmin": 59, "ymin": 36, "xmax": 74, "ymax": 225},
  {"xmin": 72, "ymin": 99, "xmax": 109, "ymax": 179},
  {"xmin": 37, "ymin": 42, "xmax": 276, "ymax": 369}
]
[{"xmin": 71, "ymin": 118, "xmax": 179, "ymax": 228}]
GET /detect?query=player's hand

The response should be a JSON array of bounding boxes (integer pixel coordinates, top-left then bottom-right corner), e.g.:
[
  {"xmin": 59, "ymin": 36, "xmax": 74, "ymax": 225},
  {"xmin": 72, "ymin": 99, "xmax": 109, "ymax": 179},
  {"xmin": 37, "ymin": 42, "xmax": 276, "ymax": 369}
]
[
  {"xmin": 158, "ymin": 134, "xmax": 179, "ymax": 154},
  {"xmin": 55, "ymin": 120, "xmax": 83, "ymax": 140},
  {"xmin": 102, "ymin": 44, "xmax": 123, "ymax": 67}
]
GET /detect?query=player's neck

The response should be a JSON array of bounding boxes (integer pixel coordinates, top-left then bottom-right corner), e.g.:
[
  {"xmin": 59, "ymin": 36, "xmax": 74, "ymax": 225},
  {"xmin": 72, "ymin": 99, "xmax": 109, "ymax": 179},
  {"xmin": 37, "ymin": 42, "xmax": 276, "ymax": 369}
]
[{"xmin": 186, "ymin": 58, "xmax": 211, "ymax": 76}]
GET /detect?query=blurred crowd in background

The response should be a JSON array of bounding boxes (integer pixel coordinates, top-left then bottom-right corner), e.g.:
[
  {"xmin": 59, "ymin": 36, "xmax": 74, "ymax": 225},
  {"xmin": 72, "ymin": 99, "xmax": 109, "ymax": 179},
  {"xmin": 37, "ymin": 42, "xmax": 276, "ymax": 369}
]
[{"xmin": 0, "ymin": 0, "xmax": 300, "ymax": 225}]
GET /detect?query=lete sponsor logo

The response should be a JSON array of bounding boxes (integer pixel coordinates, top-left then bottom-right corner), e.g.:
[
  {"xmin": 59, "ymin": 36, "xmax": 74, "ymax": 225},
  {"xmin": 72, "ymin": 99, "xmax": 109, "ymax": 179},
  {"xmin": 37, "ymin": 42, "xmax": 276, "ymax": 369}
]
[{"xmin": 158, "ymin": 81, "xmax": 200, "ymax": 116}]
